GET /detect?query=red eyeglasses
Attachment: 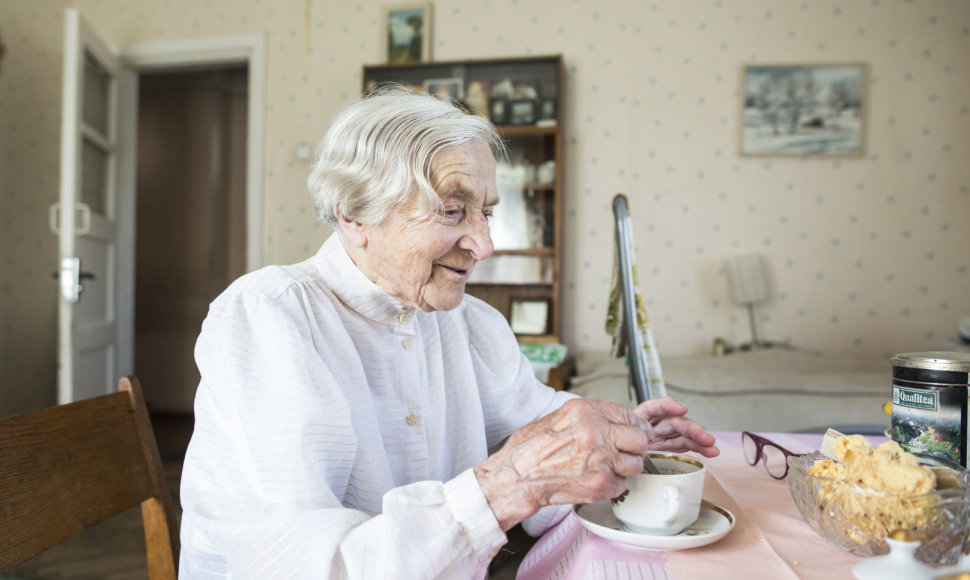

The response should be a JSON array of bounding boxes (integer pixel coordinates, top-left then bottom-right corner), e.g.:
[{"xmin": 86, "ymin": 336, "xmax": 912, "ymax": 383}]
[{"xmin": 741, "ymin": 431, "xmax": 805, "ymax": 479}]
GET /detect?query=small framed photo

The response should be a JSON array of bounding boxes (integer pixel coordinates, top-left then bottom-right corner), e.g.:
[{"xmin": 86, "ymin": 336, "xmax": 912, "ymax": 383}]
[
  {"xmin": 538, "ymin": 98, "xmax": 557, "ymax": 121},
  {"xmin": 464, "ymin": 80, "xmax": 490, "ymax": 118},
  {"xmin": 423, "ymin": 77, "xmax": 463, "ymax": 102},
  {"xmin": 508, "ymin": 99, "xmax": 537, "ymax": 125},
  {"xmin": 510, "ymin": 299, "xmax": 550, "ymax": 335},
  {"xmin": 489, "ymin": 98, "xmax": 509, "ymax": 124},
  {"xmin": 740, "ymin": 63, "xmax": 867, "ymax": 156},
  {"xmin": 383, "ymin": 3, "xmax": 432, "ymax": 64}
]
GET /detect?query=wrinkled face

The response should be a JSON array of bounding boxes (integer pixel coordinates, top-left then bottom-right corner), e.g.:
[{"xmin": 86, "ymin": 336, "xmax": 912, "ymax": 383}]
[{"xmin": 353, "ymin": 141, "xmax": 498, "ymax": 312}]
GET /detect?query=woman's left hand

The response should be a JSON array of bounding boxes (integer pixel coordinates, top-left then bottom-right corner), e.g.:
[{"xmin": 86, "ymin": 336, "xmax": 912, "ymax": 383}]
[{"xmin": 633, "ymin": 397, "xmax": 720, "ymax": 458}]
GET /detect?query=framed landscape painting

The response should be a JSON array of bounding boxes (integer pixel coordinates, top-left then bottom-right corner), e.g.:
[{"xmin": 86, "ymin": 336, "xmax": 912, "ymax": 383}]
[
  {"xmin": 383, "ymin": 3, "xmax": 432, "ymax": 64},
  {"xmin": 740, "ymin": 63, "xmax": 867, "ymax": 156}
]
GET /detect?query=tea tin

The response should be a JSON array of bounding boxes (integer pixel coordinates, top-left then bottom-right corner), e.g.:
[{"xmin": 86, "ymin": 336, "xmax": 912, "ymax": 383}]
[{"xmin": 890, "ymin": 351, "xmax": 970, "ymax": 468}]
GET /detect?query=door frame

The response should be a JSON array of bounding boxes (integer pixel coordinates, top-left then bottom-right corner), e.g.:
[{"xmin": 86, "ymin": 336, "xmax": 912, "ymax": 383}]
[{"xmin": 114, "ymin": 34, "xmax": 266, "ymax": 380}]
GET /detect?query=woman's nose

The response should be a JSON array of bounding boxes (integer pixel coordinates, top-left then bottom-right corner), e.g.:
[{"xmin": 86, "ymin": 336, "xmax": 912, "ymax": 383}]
[{"xmin": 459, "ymin": 211, "xmax": 494, "ymax": 261}]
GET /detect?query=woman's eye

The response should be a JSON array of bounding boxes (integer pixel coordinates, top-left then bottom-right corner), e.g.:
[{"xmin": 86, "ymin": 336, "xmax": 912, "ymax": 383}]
[{"xmin": 440, "ymin": 207, "xmax": 464, "ymax": 222}]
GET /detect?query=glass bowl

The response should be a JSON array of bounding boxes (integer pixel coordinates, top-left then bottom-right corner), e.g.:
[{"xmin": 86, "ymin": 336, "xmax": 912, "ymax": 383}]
[{"xmin": 787, "ymin": 451, "xmax": 970, "ymax": 565}]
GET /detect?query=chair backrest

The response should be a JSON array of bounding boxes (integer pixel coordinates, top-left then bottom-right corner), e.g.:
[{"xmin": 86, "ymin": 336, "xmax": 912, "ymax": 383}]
[{"xmin": 0, "ymin": 375, "xmax": 180, "ymax": 579}]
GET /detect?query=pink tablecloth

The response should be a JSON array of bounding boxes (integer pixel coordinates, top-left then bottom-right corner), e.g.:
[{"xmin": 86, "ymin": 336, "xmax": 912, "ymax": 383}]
[{"xmin": 515, "ymin": 431, "xmax": 885, "ymax": 580}]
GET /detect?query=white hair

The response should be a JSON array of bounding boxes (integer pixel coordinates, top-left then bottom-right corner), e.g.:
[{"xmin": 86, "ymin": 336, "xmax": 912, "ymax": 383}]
[{"xmin": 307, "ymin": 86, "xmax": 506, "ymax": 227}]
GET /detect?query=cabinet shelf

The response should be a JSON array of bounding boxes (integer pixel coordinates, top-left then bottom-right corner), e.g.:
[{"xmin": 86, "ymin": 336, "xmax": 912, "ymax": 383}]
[
  {"xmin": 522, "ymin": 182, "xmax": 556, "ymax": 191},
  {"xmin": 497, "ymin": 125, "xmax": 558, "ymax": 137},
  {"xmin": 493, "ymin": 247, "xmax": 554, "ymax": 257}
]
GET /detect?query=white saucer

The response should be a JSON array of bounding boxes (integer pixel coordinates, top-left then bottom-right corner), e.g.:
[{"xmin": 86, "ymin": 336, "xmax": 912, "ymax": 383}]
[{"xmin": 573, "ymin": 499, "xmax": 735, "ymax": 551}]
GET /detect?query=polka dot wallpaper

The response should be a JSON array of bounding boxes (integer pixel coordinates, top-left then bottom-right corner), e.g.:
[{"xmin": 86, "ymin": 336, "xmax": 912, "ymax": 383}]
[{"xmin": 1, "ymin": 0, "xmax": 968, "ymax": 413}]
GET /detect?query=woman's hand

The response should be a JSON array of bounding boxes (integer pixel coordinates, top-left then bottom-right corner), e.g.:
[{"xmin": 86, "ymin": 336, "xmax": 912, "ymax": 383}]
[
  {"xmin": 633, "ymin": 396, "xmax": 720, "ymax": 458},
  {"xmin": 473, "ymin": 397, "xmax": 718, "ymax": 531}
]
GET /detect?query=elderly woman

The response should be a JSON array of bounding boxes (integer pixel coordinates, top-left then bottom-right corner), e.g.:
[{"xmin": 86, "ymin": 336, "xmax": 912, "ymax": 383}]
[{"xmin": 178, "ymin": 88, "xmax": 718, "ymax": 579}]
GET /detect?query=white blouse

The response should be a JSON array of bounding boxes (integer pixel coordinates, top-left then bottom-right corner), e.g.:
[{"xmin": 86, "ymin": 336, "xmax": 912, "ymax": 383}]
[{"xmin": 178, "ymin": 234, "xmax": 576, "ymax": 579}]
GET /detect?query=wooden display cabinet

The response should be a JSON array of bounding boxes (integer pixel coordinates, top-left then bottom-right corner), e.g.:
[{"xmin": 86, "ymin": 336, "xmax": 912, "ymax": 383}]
[{"xmin": 363, "ymin": 55, "xmax": 564, "ymax": 343}]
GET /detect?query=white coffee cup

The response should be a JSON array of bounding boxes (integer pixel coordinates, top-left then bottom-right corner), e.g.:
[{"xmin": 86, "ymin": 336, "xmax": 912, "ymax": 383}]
[{"xmin": 611, "ymin": 452, "xmax": 706, "ymax": 535}]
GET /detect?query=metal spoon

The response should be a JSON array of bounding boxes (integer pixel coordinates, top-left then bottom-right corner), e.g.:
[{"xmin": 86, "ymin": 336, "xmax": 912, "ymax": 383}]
[{"xmin": 643, "ymin": 453, "xmax": 660, "ymax": 474}]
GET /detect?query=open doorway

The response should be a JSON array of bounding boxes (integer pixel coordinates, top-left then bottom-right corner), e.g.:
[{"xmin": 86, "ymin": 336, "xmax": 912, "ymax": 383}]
[{"xmin": 135, "ymin": 66, "xmax": 248, "ymax": 454}]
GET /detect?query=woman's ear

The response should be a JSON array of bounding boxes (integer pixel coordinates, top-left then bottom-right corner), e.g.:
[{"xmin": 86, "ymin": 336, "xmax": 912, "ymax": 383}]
[{"xmin": 337, "ymin": 211, "xmax": 368, "ymax": 248}]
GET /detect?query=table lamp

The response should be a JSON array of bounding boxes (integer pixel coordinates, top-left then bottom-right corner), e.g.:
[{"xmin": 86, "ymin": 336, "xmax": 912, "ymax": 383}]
[{"xmin": 726, "ymin": 254, "xmax": 768, "ymax": 350}]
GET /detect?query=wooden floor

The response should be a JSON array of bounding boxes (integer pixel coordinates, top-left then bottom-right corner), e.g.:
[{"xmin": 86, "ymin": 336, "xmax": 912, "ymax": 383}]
[{"xmin": 1, "ymin": 413, "xmax": 531, "ymax": 580}]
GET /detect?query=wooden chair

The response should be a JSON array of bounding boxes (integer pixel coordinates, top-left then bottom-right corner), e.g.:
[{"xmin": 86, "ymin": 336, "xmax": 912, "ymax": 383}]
[{"xmin": 0, "ymin": 376, "xmax": 180, "ymax": 579}]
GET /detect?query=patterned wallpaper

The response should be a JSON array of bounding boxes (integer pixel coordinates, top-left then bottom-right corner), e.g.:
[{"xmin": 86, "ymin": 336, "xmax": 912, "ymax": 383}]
[{"xmin": 1, "ymin": 0, "xmax": 969, "ymax": 413}]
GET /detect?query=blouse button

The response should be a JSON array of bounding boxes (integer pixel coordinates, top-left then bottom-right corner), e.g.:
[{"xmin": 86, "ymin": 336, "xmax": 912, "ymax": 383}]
[
  {"xmin": 405, "ymin": 413, "xmax": 418, "ymax": 426},
  {"xmin": 398, "ymin": 312, "xmax": 410, "ymax": 324},
  {"xmin": 402, "ymin": 337, "xmax": 411, "ymax": 349}
]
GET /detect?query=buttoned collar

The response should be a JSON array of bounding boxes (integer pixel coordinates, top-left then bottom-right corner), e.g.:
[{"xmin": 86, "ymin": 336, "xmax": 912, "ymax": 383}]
[{"xmin": 312, "ymin": 234, "xmax": 415, "ymax": 327}]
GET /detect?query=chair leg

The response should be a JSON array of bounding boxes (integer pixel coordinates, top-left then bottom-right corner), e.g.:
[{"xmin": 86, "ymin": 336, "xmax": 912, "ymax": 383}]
[{"xmin": 142, "ymin": 498, "xmax": 178, "ymax": 580}]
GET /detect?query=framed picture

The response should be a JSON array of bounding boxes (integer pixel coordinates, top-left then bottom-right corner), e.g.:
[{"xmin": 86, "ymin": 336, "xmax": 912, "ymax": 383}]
[
  {"xmin": 489, "ymin": 98, "xmax": 509, "ymax": 125},
  {"xmin": 423, "ymin": 77, "xmax": 463, "ymax": 102},
  {"xmin": 740, "ymin": 63, "xmax": 867, "ymax": 156},
  {"xmin": 510, "ymin": 299, "xmax": 550, "ymax": 335},
  {"xmin": 539, "ymin": 98, "xmax": 557, "ymax": 121},
  {"xmin": 508, "ymin": 99, "xmax": 537, "ymax": 125},
  {"xmin": 464, "ymin": 80, "xmax": 490, "ymax": 118},
  {"xmin": 383, "ymin": 3, "xmax": 432, "ymax": 64}
]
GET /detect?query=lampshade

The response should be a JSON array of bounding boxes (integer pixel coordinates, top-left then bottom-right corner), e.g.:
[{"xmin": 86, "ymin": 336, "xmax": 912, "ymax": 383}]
[{"xmin": 726, "ymin": 254, "xmax": 767, "ymax": 305}]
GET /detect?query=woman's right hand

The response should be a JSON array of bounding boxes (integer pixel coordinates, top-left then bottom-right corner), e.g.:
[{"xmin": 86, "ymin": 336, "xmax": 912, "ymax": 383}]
[{"xmin": 472, "ymin": 398, "xmax": 651, "ymax": 531}]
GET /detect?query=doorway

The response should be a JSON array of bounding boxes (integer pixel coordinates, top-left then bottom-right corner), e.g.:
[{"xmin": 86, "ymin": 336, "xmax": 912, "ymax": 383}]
[{"xmin": 135, "ymin": 66, "xmax": 248, "ymax": 418}]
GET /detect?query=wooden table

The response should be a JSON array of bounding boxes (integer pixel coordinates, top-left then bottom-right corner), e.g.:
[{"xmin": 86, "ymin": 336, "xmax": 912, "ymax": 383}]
[{"xmin": 514, "ymin": 431, "xmax": 877, "ymax": 580}]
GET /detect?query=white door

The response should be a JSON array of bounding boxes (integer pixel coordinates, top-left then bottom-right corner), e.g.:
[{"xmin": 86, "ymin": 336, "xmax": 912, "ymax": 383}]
[
  {"xmin": 54, "ymin": 8, "xmax": 125, "ymax": 403},
  {"xmin": 54, "ymin": 15, "xmax": 265, "ymax": 404}
]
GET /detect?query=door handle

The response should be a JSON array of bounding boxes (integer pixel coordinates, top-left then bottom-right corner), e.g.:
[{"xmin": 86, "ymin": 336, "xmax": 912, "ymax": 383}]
[
  {"xmin": 51, "ymin": 271, "xmax": 96, "ymax": 280},
  {"xmin": 55, "ymin": 257, "xmax": 94, "ymax": 303}
]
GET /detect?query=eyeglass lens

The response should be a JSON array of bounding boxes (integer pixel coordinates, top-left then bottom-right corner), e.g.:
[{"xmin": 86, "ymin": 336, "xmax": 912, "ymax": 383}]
[
  {"xmin": 742, "ymin": 432, "xmax": 759, "ymax": 465},
  {"xmin": 742, "ymin": 432, "xmax": 790, "ymax": 479},
  {"xmin": 761, "ymin": 445, "xmax": 789, "ymax": 478}
]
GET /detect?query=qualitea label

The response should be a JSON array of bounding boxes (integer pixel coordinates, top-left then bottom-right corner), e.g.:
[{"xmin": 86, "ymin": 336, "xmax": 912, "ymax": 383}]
[{"xmin": 893, "ymin": 385, "xmax": 939, "ymax": 411}]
